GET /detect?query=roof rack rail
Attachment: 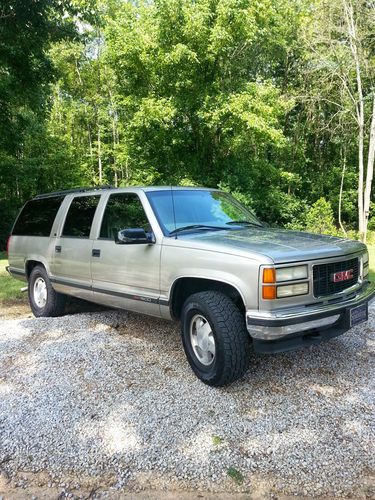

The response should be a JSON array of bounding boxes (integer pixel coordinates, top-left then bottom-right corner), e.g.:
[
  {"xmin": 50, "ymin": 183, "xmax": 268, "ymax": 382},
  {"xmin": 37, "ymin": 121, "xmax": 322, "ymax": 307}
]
[{"xmin": 34, "ymin": 185, "xmax": 116, "ymax": 199}]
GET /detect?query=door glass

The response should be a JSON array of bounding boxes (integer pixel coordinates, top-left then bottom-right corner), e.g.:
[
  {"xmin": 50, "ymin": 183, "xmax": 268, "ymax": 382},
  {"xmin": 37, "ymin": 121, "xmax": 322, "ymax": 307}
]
[
  {"xmin": 100, "ymin": 193, "xmax": 151, "ymax": 239},
  {"xmin": 62, "ymin": 195, "xmax": 100, "ymax": 238}
]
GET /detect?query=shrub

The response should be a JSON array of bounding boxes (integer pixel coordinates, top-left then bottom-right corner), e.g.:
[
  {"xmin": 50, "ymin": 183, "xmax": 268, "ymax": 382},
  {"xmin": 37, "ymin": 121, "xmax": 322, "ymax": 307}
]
[{"xmin": 305, "ymin": 197, "xmax": 338, "ymax": 236}]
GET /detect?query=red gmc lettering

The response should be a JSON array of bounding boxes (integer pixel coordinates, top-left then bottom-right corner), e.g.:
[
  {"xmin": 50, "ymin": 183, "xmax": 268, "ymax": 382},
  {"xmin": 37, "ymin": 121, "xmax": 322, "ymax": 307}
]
[{"xmin": 332, "ymin": 269, "xmax": 354, "ymax": 283}]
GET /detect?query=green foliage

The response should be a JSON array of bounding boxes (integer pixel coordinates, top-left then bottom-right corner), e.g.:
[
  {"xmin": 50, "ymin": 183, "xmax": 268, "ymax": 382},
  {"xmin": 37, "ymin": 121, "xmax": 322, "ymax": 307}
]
[
  {"xmin": 102, "ymin": 0, "xmax": 295, "ymax": 193},
  {"xmin": 366, "ymin": 231, "xmax": 375, "ymax": 246},
  {"xmin": 368, "ymin": 246, "xmax": 375, "ymax": 282},
  {"xmin": 305, "ymin": 198, "xmax": 338, "ymax": 236},
  {"xmin": 227, "ymin": 466, "xmax": 244, "ymax": 485},
  {"xmin": 0, "ymin": 0, "xmax": 374, "ymax": 248},
  {"xmin": 0, "ymin": 253, "xmax": 25, "ymax": 303},
  {"xmin": 212, "ymin": 435, "xmax": 224, "ymax": 446}
]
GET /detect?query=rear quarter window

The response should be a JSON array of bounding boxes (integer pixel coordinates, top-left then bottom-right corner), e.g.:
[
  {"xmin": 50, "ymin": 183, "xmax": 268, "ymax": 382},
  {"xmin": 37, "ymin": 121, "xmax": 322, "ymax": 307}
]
[{"xmin": 12, "ymin": 197, "xmax": 64, "ymax": 237}]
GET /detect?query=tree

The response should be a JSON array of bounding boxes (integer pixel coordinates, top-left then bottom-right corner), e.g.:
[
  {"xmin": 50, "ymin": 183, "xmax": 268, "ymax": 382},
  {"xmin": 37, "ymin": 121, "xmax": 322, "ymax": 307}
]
[
  {"xmin": 306, "ymin": 197, "xmax": 337, "ymax": 235},
  {"xmin": 300, "ymin": 0, "xmax": 375, "ymax": 241},
  {"xmin": 103, "ymin": 0, "xmax": 306, "ymax": 223},
  {"xmin": 0, "ymin": 0, "xmax": 83, "ymax": 245},
  {"xmin": 1, "ymin": 0, "xmax": 374, "ymax": 249}
]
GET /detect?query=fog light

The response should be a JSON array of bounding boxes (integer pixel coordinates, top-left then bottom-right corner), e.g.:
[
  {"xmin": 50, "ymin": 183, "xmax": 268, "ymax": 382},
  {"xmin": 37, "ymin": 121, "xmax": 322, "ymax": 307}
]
[{"xmin": 277, "ymin": 282, "xmax": 309, "ymax": 298}]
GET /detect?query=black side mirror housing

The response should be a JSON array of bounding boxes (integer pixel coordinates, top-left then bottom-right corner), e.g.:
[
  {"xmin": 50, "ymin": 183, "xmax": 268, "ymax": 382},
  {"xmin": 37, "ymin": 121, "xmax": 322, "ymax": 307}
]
[{"xmin": 115, "ymin": 228, "xmax": 155, "ymax": 245}]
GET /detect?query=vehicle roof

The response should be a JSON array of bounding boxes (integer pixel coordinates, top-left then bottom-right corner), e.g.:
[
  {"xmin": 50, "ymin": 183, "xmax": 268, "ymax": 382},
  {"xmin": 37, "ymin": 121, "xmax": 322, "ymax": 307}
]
[{"xmin": 33, "ymin": 185, "xmax": 218, "ymax": 199}]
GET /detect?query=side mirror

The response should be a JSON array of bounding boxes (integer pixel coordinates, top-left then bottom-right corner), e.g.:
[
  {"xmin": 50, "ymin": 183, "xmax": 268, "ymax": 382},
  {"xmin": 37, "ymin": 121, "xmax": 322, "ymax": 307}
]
[{"xmin": 115, "ymin": 228, "xmax": 155, "ymax": 245}]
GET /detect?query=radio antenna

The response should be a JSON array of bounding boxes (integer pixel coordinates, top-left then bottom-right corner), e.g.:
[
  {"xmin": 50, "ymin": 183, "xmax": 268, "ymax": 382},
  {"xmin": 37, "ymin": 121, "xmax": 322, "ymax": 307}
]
[{"xmin": 171, "ymin": 185, "xmax": 178, "ymax": 239}]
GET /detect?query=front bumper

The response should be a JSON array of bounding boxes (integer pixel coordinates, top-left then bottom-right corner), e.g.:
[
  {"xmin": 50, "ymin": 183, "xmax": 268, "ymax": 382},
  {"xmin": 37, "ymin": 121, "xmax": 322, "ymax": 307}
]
[{"xmin": 246, "ymin": 282, "xmax": 375, "ymax": 354}]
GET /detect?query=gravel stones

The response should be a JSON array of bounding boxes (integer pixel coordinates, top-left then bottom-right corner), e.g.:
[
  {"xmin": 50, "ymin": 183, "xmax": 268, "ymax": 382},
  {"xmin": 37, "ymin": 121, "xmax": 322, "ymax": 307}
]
[{"xmin": 0, "ymin": 304, "xmax": 374, "ymax": 497}]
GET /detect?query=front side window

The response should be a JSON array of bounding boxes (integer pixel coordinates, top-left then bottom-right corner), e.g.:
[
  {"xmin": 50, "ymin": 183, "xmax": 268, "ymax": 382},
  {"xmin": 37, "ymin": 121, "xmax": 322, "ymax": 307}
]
[
  {"xmin": 12, "ymin": 196, "xmax": 64, "ymax": 237},
  {"xmin": 146, "ymin": 190, "xmax": 262, "ymax": 235},
  {"xmin": 62, "ymin": 195, "xmax": 100, "ymax": 238},
  {"xmin": 100, "ymin": 193, "xmax": 151, "ymax": 239}
]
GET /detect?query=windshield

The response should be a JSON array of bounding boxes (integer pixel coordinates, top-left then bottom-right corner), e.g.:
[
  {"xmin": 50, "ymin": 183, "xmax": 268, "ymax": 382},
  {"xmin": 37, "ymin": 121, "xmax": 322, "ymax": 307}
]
[{"xmin": 146, "ymin": 189, "xmax": 262, "ymax": 235}]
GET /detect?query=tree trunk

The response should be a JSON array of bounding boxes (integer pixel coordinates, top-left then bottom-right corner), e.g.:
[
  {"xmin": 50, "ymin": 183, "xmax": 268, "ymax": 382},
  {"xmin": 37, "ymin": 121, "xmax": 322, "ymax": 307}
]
[
  {"xmin": 343, "ymin": 0, "xmax": 365, "ymax": 240},
  {"xmin": 125, "ymin": 156, "xmax": 129, "ymax": 181},
  {"xmin": 339, "ymin": 149, "xmax": 347, "ymax": 236},
  {"xmin": 358, "ymin": 122, "xmax": 365, "ymax": 240},
  {"xmin": 96, "ymin": 28, "xmax": 102, "ymax": 185},
  {"xmin": 111, "ymin": 112, "xmax": 118, "ymax": 186},
  {"xmin": 363, "ymin": 94, "xmax": 375, "ymax": 243},
  {"xmin": 88, "ymin": 125, "xmax": 93, "ymax": 160},
  {"xmin": 97, "ymin": 118, "xmax": 102, "ymax": 184}
]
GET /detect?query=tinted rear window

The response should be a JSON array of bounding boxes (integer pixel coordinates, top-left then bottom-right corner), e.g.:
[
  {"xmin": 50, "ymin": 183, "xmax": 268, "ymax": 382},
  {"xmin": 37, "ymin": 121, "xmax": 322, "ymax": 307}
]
[
  {"xmin": 62, "ymin": 195, "xmax": 100, "ymax": 238},
  {"xmin": 12, "ymin": 197, "xmax": 64, "ymax": 236}
]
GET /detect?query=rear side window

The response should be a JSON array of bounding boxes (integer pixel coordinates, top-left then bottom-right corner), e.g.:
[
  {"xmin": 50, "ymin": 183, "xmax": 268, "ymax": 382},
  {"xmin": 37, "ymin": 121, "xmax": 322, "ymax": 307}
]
[
  {"xmin": 62, "ymin": 195, "xmax": 100, "ymax": 238},
  {"xmin": 12, "ymin": 196, "xmax": 64, "ymax": 236}
]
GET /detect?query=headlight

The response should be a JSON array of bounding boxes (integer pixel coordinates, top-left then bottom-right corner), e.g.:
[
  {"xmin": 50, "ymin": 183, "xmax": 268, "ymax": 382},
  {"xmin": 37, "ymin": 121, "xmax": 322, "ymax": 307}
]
[
  {"xmin": 277, "ymin": 282, "xmax": 309, "ymax": 298},
  {"xmin": 262, "ymin": 264, "xmax": 310, "ymax": 299},
  {"xmin": 363, "ymin": 252, "xmax": 369, "ymax": 278},
  {"xmin": 276, "ymin": 265, "xmax": 308, "ymax": 282},
  {"xmin": 363, "ymin": 251, "xmax": 369, "ymax": 264}
]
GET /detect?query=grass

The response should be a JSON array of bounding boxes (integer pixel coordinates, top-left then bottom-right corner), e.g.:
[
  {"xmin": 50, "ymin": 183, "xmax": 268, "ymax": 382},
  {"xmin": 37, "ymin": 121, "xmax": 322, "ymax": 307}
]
[
  {"xmin": 212, "ymin": 435, "xmax": 224, "ymax": 446},
  {"xmin": 368, "ymin": 246, "xmax": 375, "ymax": 282},
  {"xmin": 0, "ymin": 251, "xmax": 25, "ymax": 303},
  {"xmin": 227, "ymin": 466, "xmax": 244, "ymax": 485},
  {"xmin": 0, "ymin": 246, "xmax": 375, "ymax": 305}
]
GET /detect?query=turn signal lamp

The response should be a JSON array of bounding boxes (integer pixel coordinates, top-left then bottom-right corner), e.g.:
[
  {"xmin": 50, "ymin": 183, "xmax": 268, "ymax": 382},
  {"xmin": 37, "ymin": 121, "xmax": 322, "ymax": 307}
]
[
  {"xmin": 262, "ymin": 285, "xmax": 276, "ymax": 300},
  {"xmin": 262, "ymin": 267, "xmax": 276, "ymax": 299},
  {"xmin": 263, "ymin": 268, "xmax": 276, "ymax": 283}
]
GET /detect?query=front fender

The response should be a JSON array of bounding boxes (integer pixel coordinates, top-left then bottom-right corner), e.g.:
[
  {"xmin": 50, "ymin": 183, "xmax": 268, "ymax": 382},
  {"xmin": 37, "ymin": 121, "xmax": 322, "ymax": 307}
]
[{"xmin": 160, "ymin": 244, "xmax": 263, "ymax": 311}]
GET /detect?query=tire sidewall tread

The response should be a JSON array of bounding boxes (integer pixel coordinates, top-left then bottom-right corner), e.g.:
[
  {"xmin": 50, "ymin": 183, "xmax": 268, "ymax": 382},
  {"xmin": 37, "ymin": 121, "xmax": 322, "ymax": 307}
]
[
  {"xmin": 28, "ymin": 265, "xmax": 66, "ymax": 317},
  {"xmin": 181, "ymin": 291, "xmax": 250, "ymax": 387}
]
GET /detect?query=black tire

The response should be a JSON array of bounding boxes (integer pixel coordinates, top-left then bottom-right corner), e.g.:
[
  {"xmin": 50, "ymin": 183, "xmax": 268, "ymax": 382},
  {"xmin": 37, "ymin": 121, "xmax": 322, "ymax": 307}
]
[
  {"xmin": 28, "ymin": 265, "xmax": 66, "ymax": 317},
  {"xmin": 181, "ymin": 291, "xmax": 251, "ymax": 387}
]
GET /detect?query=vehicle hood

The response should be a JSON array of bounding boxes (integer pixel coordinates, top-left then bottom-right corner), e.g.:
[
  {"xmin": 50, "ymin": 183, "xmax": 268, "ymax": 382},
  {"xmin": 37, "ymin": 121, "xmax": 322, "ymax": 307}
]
[{"xmin": 177, "ymin": 227, "xmax": 366, "ymax": 263}]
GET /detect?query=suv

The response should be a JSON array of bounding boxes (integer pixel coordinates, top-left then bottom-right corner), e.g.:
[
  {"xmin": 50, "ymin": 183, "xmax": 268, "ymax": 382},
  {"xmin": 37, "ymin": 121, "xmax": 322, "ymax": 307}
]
[{"xmin": 7, "ymin": 186, "xmax": 375, "ymax": 386}]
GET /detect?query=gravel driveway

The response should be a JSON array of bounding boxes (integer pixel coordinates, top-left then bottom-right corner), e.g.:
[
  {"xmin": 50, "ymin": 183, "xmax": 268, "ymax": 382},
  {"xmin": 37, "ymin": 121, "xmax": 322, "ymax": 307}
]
[{"xmin": 0, "ymin": 303, "xmax": 374, "ymax": 498}]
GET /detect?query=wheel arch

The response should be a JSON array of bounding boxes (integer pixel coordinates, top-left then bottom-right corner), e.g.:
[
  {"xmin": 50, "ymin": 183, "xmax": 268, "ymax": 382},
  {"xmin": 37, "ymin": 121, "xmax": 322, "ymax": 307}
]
[
  {"xmin": 169, "ymin": 276, "xmax": 246, "ymax": 320},
  {"xmin": 25, "ymin": 258, "xmax": 49, "ymax": 279}
]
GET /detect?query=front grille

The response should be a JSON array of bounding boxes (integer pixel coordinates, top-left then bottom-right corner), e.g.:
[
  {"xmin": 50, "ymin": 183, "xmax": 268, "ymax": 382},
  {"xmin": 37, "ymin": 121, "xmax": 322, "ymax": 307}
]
[{"xmin": 313, "ymin": 257, "xmax": 359, "ymax": 297}]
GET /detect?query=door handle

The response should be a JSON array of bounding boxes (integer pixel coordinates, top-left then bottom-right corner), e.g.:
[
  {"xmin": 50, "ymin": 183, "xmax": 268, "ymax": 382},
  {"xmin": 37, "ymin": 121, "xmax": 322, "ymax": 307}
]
[
  {"xmin": 92, "ymin": 249, "xmax": 101, "ymax": 257},
  {"xmin": 55, "ymin": 245, "xmax": 62, "ymax": 253}
]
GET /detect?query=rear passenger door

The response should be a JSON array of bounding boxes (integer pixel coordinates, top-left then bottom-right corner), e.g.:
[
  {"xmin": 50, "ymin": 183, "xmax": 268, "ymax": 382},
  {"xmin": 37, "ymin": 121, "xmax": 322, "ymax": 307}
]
[
  {"xmin": 91, "ymin": 192, "xmax": 161, "ymax": 316},
  {"xmin": 50, "ymin": 194, "xmax": 100, "ymax": 300}
]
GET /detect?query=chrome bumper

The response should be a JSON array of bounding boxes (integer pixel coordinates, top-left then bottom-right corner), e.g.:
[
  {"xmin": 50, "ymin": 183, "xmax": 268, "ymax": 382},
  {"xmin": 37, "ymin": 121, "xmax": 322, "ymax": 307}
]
[{"xmin": 246, "ymin": 282, "xmax": 375, "ymax": 341}]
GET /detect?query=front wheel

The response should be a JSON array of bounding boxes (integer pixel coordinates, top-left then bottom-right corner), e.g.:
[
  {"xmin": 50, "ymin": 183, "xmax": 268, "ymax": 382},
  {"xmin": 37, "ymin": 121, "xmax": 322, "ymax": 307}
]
[
  {"xmin": 28, "ymin": 265, "xmax": 66, "ymax": 317},
  {"xmin": 181, "ymin": 291, "xmax": 251, "ymax": 386}
]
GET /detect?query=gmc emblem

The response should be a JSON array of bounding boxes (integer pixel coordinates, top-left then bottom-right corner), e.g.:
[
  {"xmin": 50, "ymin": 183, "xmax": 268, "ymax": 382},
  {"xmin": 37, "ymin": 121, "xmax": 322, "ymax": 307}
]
[{"xmin": 331, "ymin": 269, "xmax": 354, "ymax": 283}]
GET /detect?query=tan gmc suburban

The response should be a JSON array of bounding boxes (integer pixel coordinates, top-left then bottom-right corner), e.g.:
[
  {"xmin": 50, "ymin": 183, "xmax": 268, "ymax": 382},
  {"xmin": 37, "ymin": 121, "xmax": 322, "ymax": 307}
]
[{"xmin": 7, "ymin": 186, "xmax": 375, "ymax": 386}]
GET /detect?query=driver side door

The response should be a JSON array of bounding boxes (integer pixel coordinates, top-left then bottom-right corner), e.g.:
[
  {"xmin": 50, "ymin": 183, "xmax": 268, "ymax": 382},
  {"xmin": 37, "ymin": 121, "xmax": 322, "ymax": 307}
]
[{"xmin": 91, "ymin": 191, "xmax": 162, "ymax": 316}]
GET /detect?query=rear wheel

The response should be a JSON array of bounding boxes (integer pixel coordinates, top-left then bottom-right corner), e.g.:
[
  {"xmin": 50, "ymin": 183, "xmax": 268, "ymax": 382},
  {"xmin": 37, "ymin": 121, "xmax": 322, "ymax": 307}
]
[
  {"xmin": 28, "ymin": 265, "xmax": 66, "ymax": 317},
  {"xmin": 181, "ymin": 291, "xmax": 250, "ymax": 386}
]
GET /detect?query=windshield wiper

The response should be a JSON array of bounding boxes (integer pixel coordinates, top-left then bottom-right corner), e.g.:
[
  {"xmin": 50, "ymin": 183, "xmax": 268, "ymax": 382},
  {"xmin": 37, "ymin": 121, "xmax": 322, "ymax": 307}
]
[
  {"xmin": 169, "ymin": 224, "xmax": 225, "ymax": 236},
  {"xmin": 226, "ymin": 220, "xmax": 263, "ymax": 227}
]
